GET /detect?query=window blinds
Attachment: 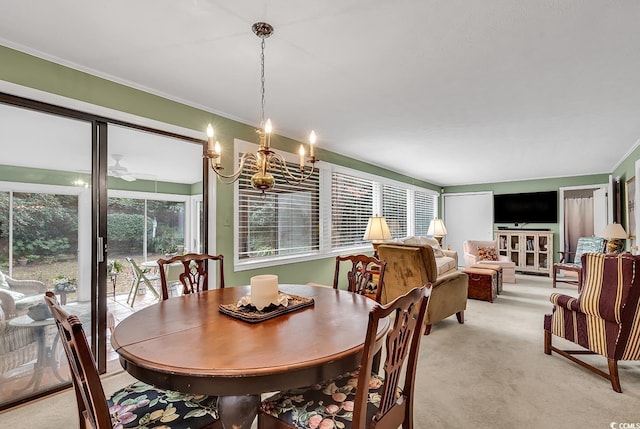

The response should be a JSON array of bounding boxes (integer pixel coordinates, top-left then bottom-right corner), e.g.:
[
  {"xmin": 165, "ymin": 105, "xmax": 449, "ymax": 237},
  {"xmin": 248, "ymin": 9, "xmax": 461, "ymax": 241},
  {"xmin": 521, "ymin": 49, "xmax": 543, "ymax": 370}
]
[
  {"xmin": 382, "ymin": 184, "xmax": 408, "ymax": 238},
  {"xmin": 331, "ymin": 171, "xmax": 374, "ymax": 249},
  {"xmin": 237, "ymin": 163, "xmax": 320, "ymax": 260}
]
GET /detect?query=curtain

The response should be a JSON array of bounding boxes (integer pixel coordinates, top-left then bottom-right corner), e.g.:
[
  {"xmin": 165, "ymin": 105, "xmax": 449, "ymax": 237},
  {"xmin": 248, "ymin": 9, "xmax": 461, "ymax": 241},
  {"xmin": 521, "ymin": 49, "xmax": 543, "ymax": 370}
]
[{"xmin": 564, "ymin": 196, "xmax": 594, "ymax": 262}]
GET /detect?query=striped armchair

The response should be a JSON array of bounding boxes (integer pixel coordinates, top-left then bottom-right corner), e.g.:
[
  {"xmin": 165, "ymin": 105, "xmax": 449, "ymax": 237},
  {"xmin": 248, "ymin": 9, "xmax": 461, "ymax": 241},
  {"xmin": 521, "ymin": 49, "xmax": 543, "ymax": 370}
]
[{"xmin": 543, "ymin": 252, "xmax": 640, "ymax": 392}]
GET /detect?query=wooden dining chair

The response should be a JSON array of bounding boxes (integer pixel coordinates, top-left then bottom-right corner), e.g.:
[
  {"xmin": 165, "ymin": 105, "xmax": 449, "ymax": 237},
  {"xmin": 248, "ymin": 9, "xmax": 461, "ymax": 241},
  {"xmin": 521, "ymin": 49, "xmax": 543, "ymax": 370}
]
[
  {"xmin": 157, "ymin": 253, "xmax": 225, "ymax": 300},
  {"xmin": 259, "ymin": 285, "xmax": 429, "ymax": 429},
  {"xmin": 333, "ymin": 254, "xmax": 387, "ymax": 303},
  {"xmin": 43, "ymin": 291, "xmax": 222, "ymax": 429}
]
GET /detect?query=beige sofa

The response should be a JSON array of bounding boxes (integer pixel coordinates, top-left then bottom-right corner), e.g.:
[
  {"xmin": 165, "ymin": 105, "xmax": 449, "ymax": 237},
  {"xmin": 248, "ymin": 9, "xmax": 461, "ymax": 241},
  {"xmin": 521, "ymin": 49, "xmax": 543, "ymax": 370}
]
[
  {"xmin": 378, "ymin": 240, "xmax": 468, "ymax": 335},
  {"xmin": 385, "ymin": 236, "xmax": 459, "ymax": 276}
]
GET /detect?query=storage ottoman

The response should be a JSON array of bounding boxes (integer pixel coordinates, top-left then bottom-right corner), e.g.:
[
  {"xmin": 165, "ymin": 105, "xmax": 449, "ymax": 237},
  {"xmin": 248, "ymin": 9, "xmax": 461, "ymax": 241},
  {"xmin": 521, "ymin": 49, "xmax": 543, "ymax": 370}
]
[
  {"xmin": 477, "ymin": 260, "xmax": 516, "ymax": 283},
  {"xmin": 463, "ymin": 267, "xmax": 497, "ymax": 303},
  {"xmin": 470, "ymin": 263, "xmax": 502, "ymax": 294}
]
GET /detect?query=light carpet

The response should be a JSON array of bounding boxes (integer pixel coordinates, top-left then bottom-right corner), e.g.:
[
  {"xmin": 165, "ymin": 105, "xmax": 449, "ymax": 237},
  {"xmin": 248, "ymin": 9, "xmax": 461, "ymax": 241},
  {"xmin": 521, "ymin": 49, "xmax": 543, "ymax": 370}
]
[{"xmin": 2, "ymin": 274, "xmax": 640, "ymax": 428}]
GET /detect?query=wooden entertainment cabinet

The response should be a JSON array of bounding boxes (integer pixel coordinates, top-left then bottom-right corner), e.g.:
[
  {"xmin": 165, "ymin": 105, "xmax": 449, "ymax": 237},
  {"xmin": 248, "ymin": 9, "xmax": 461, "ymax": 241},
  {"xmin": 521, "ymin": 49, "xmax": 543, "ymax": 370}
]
[{"xmin": 495, "ymin": 229, "xmax": 554, "ymax": 276}]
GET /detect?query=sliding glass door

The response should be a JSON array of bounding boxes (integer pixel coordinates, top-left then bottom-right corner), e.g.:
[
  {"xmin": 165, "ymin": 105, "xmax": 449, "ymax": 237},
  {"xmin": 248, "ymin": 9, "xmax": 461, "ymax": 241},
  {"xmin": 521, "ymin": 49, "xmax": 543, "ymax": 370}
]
[
  {"xmin": 0, "ymin": 95, "xmax": 206, "ymax": 409},
  {"xmin": 105, "ymin": 125, "xmax": 205, "ymax": 371},
  {"xmin": 0, "ymin": 102, "xmax": 93, "ymax": 408}
]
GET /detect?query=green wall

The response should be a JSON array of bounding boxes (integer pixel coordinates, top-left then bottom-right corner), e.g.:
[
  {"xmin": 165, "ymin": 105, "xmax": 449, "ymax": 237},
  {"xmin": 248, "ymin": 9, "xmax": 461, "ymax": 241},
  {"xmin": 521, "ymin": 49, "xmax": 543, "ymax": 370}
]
[
  {"xmin": 0, "ymin": 45, "xmax": 436, "ymax": 287},
  {"xmin": 3, "ymin": 44, "xmax": 639, "ymax": 282},
  {"xmin": 444, "ymin": 174, "xmax": 616, "ymax": 261}
]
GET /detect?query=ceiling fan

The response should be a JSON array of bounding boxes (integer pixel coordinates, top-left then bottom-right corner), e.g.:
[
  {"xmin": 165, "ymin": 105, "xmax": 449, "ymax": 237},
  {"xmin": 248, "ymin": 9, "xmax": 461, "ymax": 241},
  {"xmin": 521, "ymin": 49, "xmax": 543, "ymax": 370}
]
[{"xmin": 109, "ymin": 154, "xmax": 136, "ymax": 182}]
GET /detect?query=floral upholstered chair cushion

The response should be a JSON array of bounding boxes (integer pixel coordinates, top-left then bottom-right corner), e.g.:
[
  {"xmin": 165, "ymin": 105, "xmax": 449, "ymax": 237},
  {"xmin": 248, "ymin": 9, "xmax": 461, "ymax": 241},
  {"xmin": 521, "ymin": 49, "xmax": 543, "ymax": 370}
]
[
  {"xmin": 261, "ymin": 370, "xmax": 395, "ymax": 428},
  {"xmin": 108, "ymin": 381, "xmax": 219, "ymax": 429},
  {"xmin": 477, "ymin": 247, "xmax": 498, "ymax": 261}
]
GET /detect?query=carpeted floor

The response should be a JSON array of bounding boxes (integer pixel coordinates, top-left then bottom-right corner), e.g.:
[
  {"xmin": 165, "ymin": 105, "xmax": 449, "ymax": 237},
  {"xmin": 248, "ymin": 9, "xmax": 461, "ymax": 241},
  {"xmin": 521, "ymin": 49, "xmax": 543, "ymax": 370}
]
[{"xmin": 2, "ymin": 274, "xmax": 640, "ymax": 428}]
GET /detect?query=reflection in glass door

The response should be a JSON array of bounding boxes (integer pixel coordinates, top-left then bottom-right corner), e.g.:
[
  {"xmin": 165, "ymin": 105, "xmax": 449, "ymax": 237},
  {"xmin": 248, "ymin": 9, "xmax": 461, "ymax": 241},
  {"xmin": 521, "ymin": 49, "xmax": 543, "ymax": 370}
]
[
  {"xmin": 0, "ymin": 96, "xmax": 207, "ymax": 409},
  {"xmin": 0, "ymin": 102, "xmax": 92, "ymax": 409},
  {"xmin": 105, "ymin": 125, "xmax": 204, "ymax": 373}
]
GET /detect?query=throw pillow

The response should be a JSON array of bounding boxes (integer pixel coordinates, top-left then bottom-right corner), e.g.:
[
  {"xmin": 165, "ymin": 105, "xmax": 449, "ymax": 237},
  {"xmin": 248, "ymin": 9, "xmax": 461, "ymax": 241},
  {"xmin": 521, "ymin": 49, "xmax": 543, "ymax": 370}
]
[{"xmin": 477, "ymin": 246, "xmax": 498, "ymax": 261}]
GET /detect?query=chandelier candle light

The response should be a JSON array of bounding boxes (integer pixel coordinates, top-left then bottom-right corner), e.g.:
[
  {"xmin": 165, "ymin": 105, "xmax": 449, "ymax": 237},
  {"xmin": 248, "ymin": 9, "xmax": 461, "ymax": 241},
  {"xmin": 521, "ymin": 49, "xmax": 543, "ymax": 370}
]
[{"xmin": 205, "ymin": 22, "xmax": 318, "ymax": 193}]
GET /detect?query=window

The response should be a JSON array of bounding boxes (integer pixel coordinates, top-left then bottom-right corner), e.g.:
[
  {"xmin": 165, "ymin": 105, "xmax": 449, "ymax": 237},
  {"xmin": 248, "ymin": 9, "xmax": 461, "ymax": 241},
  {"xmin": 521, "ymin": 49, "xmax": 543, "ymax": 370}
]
[
  {"xmin": 331, "ymin": 172, "xmax": 374, "ymax": 249},
  {"xmin": 414, "ymin": 190, "xmax": 436, "ymax": 236},
  {"xmin": 234, "ymin": 141, "xmax": 438, "ymax": 268},
  {"xmin": 107, "ymin": 191, "xmax": 194, "ymax": 261},
  {"xmin": 237, "ymin": 148, "xmax": 320, "ymax": 263},
  {"xmin": 382, "ymin": 184, "xmax": 408, "ymax": 238}
]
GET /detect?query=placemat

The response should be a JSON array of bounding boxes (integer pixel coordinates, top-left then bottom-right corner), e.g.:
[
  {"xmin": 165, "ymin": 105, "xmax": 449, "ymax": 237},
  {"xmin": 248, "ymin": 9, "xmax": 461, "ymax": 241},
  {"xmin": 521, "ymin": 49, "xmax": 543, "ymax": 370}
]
[{"xmin": 219, "ymin": 293, "xmax": 314, "ymax": 323}]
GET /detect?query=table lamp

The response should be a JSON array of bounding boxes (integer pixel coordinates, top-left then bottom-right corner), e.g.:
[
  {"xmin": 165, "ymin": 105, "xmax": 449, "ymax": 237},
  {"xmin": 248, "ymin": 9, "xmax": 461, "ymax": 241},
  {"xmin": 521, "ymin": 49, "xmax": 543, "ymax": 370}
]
[
  {"xmin": 428, "ymin": 218, "xmax": 448, "ymax": 245},
  {"xmin": 600, "ymin": 222, "xmax": 628, "ymax": 253},
  {"xmin": 364, "ymin": 215, "xmax": 392, "ymax": 257}
]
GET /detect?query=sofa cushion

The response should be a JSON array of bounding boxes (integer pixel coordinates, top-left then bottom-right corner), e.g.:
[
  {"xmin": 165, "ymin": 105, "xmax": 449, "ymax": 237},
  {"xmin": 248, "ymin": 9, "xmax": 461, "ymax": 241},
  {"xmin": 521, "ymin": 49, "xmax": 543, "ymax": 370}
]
[
  {"xmin": 15, "ymin": 294, "xmax": 45, "ymax": 312},
  {"xmin": 477, "ymin": 247, "xmax": 498, "ymax": 261},
  {"xmin": 436, "ymin": 256, "xmax": 457, "ymax": 276}
]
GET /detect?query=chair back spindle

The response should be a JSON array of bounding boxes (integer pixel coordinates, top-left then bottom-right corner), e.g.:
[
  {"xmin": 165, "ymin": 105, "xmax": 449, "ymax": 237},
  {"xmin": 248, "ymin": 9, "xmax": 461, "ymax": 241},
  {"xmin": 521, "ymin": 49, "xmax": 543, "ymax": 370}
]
[
  {"xmin": 157, "ymin": 253, "xmax": 224, "ymax": 300},
  {"xmin": 333, "ymin": 254, "xmax": 387, "ymax": 302},
  {"xmin": 354, "ymin": 286, "xmax": 429, "ymax": 427}
]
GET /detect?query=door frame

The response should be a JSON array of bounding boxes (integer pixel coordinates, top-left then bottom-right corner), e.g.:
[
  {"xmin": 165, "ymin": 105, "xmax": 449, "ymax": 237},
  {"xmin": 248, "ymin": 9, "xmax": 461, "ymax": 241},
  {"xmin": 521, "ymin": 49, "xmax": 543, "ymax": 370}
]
[{"xmin": 558, "ymin": 179, "xmax": 612, "ymax": 253}]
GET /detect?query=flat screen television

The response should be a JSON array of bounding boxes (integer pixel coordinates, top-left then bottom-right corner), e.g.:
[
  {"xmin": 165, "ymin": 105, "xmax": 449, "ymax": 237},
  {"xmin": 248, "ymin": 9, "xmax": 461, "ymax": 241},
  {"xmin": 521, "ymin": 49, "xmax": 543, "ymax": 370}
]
[{"xmin": 493, "ymin": 191, "xmax": 558, "ymax": 224}]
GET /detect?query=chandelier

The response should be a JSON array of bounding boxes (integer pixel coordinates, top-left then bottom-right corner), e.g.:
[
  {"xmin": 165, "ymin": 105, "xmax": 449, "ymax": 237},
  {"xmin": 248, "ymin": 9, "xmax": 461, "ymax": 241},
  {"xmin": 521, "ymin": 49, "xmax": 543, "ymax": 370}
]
[{"xmin": 204, "ymin": 22, "xmax": 318, "ymax": 193}]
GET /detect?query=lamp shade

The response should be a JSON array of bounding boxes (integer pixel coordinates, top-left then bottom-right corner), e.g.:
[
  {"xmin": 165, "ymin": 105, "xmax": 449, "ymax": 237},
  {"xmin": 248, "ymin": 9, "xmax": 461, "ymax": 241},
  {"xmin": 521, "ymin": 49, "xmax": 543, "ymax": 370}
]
[
  {"xmin": 427, "ymin": 218, "xmax": 448, "ymax": 237},
  {"xmin": 363, "ymin": 216, "xmax": 392, "ymax": 241},
  {"xmin": 599, "ymin": 223, "xmax": 628, "ymax": 239}
]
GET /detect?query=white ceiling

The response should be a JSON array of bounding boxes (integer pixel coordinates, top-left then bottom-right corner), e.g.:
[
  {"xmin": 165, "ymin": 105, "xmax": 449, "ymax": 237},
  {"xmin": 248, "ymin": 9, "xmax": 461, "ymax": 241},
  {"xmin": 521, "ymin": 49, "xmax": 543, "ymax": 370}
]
[{"xmin": 2, "ymin": 0, "xmax": 640, "ymax": 186}]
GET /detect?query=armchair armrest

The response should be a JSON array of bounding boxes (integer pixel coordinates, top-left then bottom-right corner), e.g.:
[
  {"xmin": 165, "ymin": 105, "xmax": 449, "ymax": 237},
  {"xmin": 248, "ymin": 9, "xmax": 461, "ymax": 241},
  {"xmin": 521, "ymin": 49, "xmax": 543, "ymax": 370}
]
[
  {"xmin": 0, "ymin": 290, "xmax": 18, "ymax": 319},
  {"xmin": 549, "ymin": 292, "xmax": 580, "ymax": 312},
  {"xmin": 442, "ymin": 249, "xmax": 459, "ymax": 267},
  {"xmin": 463, "ymin": 252, "xmax": 478, "ymax": 267},
  {"xmin": 556, "ymin": 250, "xmax": 576, "ymax": 264},
  {"xmin": 433, "ymin": 271, "xmax": 466, "ymax": 288},
  {"xmin": 442, "ymin": 249, "xmax": 457, "ymax": 259},
  {"xmin": 5, "ymin": 278, "xmax": 47, "ymax": 295}
]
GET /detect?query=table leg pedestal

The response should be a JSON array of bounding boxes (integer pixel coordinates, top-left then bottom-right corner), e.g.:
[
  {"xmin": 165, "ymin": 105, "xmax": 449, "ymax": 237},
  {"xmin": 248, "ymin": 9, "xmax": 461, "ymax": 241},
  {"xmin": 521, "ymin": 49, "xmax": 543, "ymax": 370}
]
[
  {"xmin": 217, "ymin": 395, "xmax": 261, "ymax": 429},
  {"xmin": 14, "ymin": 328, "xmax": 66, "ymax": 393}
]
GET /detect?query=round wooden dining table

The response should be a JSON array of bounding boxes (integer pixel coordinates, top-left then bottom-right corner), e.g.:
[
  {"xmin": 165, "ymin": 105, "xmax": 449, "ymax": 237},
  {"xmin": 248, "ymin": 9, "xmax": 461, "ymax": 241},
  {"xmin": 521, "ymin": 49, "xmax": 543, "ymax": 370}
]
[{"xmin": 111, "ymin": 284, "xmax": 389, "ymax": 429}]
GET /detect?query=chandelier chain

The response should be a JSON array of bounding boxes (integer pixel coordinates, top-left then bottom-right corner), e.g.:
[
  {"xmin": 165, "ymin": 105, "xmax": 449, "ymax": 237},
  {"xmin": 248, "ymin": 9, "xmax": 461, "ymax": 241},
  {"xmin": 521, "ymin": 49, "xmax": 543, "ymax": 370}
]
[
  {"xmin": 260, "ymin": 37, "xmax": 266, "ymax": 129},
  {"xmin": 205, "ymin": 22, "xmax": 317, "ymax": 193}
]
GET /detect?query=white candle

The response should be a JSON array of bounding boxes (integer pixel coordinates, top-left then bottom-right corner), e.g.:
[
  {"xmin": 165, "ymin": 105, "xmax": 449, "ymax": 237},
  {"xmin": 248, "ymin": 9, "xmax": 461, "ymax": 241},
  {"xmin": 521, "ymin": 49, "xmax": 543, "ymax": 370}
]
[
  {"xmin": 206, "ymin": 124, "xmax": 215, "ymax": 154},
  {"xmin": 250, "ymin": 274, "xmax": 279, "ymax": 310},
  {"xmin": 309, "ymin": 130, "xmax": 316, "ymax": 158},
  {"xmin": 299, "ymin": 145, "xmax": 305, "ymax": 168}
]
